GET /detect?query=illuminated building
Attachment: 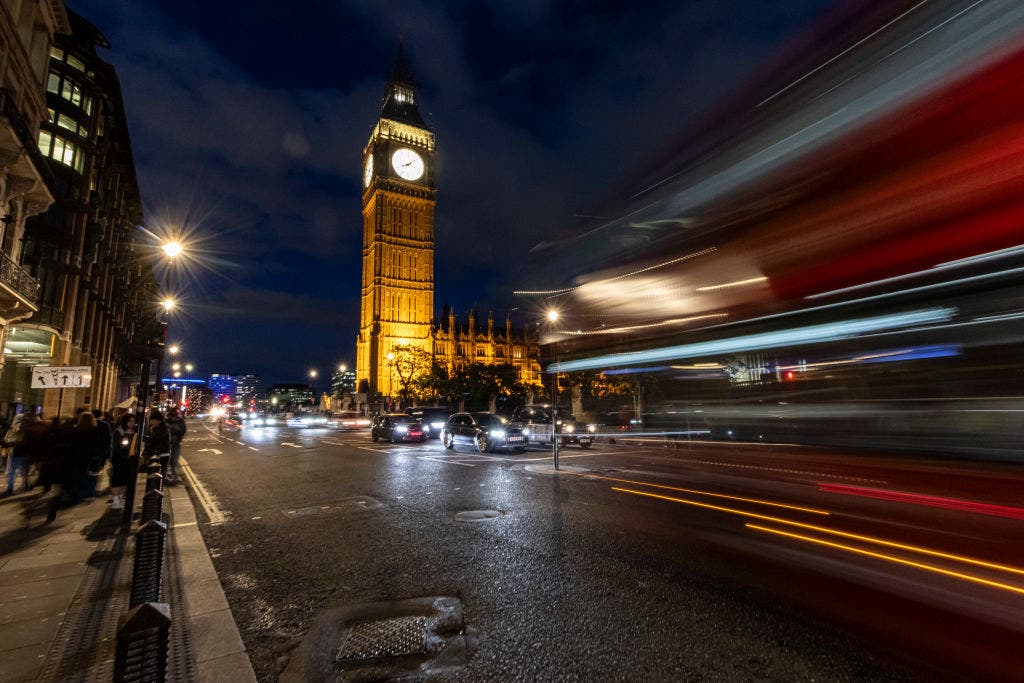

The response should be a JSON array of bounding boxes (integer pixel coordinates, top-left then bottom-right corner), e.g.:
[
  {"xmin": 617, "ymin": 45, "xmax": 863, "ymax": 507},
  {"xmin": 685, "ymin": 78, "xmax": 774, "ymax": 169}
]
[
  {"xmin": 331, "ymin": 368, "xmax": 356, "ymax": 397},
  {"xmin": 234, "ymin": 373, "xmax": 261, "ymax": 403},
  {"xmin": 208, "ymin": 373, "xmax": 237, "ymax": 404},
  {"xmin": 432, "ymin": 309, "xmax": 541, "ymax": 386},
  {"xmin": 267, "ymin": 383, "xmax": 313, "ymax": 409},
  {"xmin": 1, "ymin": 7, "xmax": 159, "ymax": 417},
  {"xmin": 355, "ymin": 47, "xmax": 540, "ymax": 396}
]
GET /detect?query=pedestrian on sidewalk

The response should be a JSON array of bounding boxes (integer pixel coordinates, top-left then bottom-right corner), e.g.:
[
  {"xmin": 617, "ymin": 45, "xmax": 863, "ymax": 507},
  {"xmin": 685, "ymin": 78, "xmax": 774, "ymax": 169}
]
[
  {"xmin": 143, "ymin": 410, "xmax": 170, "ymax": 467},
  {"xmin": 47, "ymin": 412, "xmax": 97, "ymax": 522},
  {"xmin": 2, "ymin": 412, "xmax": 36, "ymax": 496},
  {"xmin": 165, "ymin": 407, "xmax": 187, "ymax": 483},
  {"xmin": 109, "ymin": 413, "xmax": 136, "ymax": 510}
]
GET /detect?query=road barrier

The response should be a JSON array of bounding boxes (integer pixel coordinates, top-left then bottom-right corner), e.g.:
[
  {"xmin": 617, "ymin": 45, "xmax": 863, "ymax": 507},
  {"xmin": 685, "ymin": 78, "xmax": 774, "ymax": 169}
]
[
  {"xmin": 114, "ymin": 602, "xmax": 171, "ymax": 682},
  {"xmin": 115, "ymin": 453, "xmax": 174, "ymax": 681}
]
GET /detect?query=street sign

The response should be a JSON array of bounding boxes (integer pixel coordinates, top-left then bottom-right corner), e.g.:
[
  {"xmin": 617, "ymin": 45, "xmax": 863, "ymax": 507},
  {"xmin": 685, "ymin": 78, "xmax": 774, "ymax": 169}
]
[{"xmin": 31, "ymin": 366, "xmax": 92, "ymax": 389}]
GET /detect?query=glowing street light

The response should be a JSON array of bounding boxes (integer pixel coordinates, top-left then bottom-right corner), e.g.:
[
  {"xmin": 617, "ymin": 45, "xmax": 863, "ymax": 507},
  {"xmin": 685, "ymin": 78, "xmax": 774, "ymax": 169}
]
[
  {"xmin": 309, "ymin": 369, "xmax": 318, "ymax": 379},
  {"xmin": 338, "ymin": 363, "xmax": 347, "ymax": 372},
  {"xmin": 546, "ymin": 309, "xmax": 560, "ymax": 323},
  {"xmin": 161, "ymin": 240, "xmax": 184, "ymax": 259},
  {"xmin": 185, "ymin": 363, "xmax": 193, "ymax": 373},
  {"xmin": 161, "ymin": 297, "xmax": 176, "ymax": 313},
  {"xmin": 173, "ymin": 371, "xmax": 181, "ymax": 378},
  {"xmin": 171, "ymin": 362, "xmax": 181, "ymax": 371},
  {"xmin": 168, "ymin": 344, "xmax": 180, "ymax": 355}
]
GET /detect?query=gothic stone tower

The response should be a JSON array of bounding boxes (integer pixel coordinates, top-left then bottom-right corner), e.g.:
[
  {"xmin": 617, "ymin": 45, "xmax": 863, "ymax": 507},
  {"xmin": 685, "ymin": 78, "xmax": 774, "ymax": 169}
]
[{"xmin": 356, "ymin": 47, "xmax": 436, "ymax": 397}]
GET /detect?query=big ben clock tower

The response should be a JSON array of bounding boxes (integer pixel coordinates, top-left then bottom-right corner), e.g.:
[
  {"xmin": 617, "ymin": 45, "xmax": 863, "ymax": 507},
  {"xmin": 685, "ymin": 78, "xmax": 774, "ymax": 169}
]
[{"xmin": 356, "ymin": 46, "xmax": 436, "ymax": 397}]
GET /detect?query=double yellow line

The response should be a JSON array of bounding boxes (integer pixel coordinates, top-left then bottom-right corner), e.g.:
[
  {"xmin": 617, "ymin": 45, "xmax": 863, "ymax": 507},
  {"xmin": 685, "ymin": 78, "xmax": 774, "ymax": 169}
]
[{"xmin": 611, "ymin": 484, "xmax": 1024, "ymax": 597}]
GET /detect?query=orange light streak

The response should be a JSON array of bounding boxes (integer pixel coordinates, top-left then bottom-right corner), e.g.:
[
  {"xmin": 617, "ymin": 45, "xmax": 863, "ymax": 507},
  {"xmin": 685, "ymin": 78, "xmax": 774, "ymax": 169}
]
[
  {"xmin": 746, "ymin": 524, "xmax": 1024, "ymax": 597},
  {"xmin": 612, "ymin": 487, "xmax": 1024, "ymax": 577}
]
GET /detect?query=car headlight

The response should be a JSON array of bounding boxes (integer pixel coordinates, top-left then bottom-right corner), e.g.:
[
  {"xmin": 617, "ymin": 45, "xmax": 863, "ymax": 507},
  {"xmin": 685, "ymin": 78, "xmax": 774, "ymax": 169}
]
[
  {"xmin": 255, "ymin": 418, "xmax": 265, "ymax": 426},
  {"xmin": 491, "ymin": 429, "xmax": 506, "ymax": 438},
  {"xmin": 395, "ymin": 425, "xmax": 408, "ymax": 433},
  {"xmin": 432, "ymin": 422, "xmax": 445, "ymax": 429},
  {"xmin": 587, "ymin": 424, "xmax": 597, "ymax": 433},
  {"xmin": 522, "ymin": 428, "xmax": 530, "ymax": 435},
  {"xmin": 563, "ymin": 424, "xmax": 574, "ymax": 433}
]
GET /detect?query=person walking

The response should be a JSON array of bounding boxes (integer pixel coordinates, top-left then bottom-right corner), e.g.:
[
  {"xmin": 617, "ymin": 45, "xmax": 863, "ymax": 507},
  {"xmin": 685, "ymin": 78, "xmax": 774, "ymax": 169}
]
[
  {"xmin": 165, "ymin": 407, "xmax": 187, "ymax": 483},
  {"xmin": 47, "ymin": 412, "xmax": 97, "ymax": 522},
  {"xmin": 2, "ymin": 412, "xmax": 36, "ymax": 496},
  {"xmin": 109, "ymin": 413, "xmax": 136, "ymax": 510}
]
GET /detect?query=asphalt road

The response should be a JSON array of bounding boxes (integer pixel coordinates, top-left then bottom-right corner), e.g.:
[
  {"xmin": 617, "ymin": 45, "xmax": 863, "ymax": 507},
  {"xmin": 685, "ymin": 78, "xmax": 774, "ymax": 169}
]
[{"xmin": 178, "ymin": 419, "xmax": 1024, "ymax": 681}]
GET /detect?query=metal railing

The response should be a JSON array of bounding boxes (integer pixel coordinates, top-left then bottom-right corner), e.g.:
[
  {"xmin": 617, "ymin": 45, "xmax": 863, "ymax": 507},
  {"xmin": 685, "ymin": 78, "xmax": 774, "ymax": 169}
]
[{"xmin": 0, "ymin": 251, "xmax": 40, "ymax": 304}]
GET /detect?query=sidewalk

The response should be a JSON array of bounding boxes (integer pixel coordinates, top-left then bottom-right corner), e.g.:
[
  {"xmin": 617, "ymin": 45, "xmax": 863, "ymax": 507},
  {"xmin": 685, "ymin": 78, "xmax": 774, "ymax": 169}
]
[{"xmin": 0, "ymin": 475, "xmax": 214, "ymax": 682}]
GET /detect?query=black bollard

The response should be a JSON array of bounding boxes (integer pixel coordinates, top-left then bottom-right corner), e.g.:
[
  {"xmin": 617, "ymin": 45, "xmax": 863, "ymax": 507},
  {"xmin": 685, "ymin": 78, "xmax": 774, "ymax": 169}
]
[
  {"xmin": 129, "ymin": 520, "xmax": 167, "ymax": 607},
  {"xmin": 114, "ymin": 601, "xmax": 170, "ymax": 682},
  {"xmin": 141, "ymin": 488, "xmax": 164, "ymax": 524}
]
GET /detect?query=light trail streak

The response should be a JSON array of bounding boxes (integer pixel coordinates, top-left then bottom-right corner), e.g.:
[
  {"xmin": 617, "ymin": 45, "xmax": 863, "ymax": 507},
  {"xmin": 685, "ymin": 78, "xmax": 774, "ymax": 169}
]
[
  {"xmin": 612, "ymin": 487, "xmax": 1024, "ymax": 577},
  {"xmin": 695, "ymin": 276, "xmax": 768, "ymax": 292},
  {"xmin": 746, "ymin": 524, "xmax": 1024, "ymax": 597},
  {"xmin": 756, "ymin": 0, "xmax": 933, "ymax": 107},
  {"xmin": 586, "ymin": 476, "xmax": 829, "ymax": 515},
  {"xmin": 549, "ymin": 308, "xmax": 953, "ymax": 372},
  {"xmin": 819, "ymin": 483, "xmax": 1024, "ymax": 520}
]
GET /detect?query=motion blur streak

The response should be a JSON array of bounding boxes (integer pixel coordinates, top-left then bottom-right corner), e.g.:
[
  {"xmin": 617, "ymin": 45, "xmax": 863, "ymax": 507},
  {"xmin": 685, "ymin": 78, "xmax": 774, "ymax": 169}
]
[
  {"xmin": 589, "ymin": 476, "xmax": 830, "ymax": 515},
  {"xmin": 550, "ymin": 308, "xmax": 953, "ymax": 372},
  {"xmin": 819, "ymin": 483, "xmax": 1024, "ymax": 520},
  {"xmin": 746, "ymin": 525, "xmax": 1024, "ymax": 598},
  {"xmin": 615, "ymin": 487, "xmax": 1024, "ymax": 577}
]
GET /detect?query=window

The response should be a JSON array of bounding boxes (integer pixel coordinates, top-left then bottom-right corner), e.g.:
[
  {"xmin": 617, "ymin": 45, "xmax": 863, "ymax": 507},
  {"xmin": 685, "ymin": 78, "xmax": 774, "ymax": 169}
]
[
  {"xmin": 49, "ymin": 47, "xmax": 64, "ymax": 60},
  {"xmin": 38, "ymin": 131, "xmax": 84, "ymax": 172},
  {"xmin": 46, "ymin": 72, "xmax": 59, "ymax": 94},
  {"xmin": 66, "ymin": 54, "xmax": 85, "ymax": 72},
  {"xmin": 60, "ymin": 78, "xmax": 82, "ymax": 107}
]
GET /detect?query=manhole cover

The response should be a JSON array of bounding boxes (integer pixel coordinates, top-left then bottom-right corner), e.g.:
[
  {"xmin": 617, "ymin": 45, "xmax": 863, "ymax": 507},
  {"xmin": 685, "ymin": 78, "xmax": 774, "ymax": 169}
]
[
  {"xmin": 337, "ymin": 616, "xmax": 428, "ymax": 661},
  {"xmin": 454, "ymin": 510, "xmax": 504, "ymax": 522}
]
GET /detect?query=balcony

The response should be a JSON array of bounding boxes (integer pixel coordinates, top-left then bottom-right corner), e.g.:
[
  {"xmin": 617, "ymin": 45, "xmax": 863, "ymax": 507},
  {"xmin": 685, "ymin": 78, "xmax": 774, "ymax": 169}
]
[{"xmin": 0, "ymin": 251, "xmax": 40, "ymax": 314}]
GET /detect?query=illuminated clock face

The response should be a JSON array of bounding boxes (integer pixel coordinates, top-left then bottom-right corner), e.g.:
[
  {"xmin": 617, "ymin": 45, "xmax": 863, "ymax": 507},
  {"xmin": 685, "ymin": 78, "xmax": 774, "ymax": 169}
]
[
  {"xmin": 363, "ymin": 155, "xmax": 373, "ymax": 188},
  {"xmin": 391, "ymin": 148, "xmax": 425, "ymax": 181}
]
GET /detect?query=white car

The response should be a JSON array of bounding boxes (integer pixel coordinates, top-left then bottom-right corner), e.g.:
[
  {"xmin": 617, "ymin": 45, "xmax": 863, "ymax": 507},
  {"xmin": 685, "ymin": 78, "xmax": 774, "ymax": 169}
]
[{"xmin": 286, "ymin": 414, "xmax": 329, "ymax": 428}]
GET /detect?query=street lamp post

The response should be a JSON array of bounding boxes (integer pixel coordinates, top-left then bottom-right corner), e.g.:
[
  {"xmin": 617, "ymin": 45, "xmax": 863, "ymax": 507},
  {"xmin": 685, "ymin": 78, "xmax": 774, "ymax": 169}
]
[{"xmin": 546, "ymin": 309, "xmax": 561, "ymax": 470}]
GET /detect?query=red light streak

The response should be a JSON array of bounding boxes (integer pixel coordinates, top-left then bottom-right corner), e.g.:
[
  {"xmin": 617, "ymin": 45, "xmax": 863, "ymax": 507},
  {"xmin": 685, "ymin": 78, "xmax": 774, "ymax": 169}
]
[{"xmin": 818, "ymin": 482, "xmax": 1024, "ymax": 520}]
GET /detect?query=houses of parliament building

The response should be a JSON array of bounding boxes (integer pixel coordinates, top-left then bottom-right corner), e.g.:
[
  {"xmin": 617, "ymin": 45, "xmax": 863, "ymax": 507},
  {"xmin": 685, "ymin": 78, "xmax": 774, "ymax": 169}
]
[{"xmin": 355, "ymin": 48, "xmax": 541, "ymax": 397}]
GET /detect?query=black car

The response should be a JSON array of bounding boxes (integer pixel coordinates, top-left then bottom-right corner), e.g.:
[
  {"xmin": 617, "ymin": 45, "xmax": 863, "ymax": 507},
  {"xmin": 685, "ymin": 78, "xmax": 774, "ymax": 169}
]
[
  {"xmin": 409, "ymin": 407, "xmax": 453, "ymax": 439},
  {"xmin": 442, "ymin": 412, "xmax": 526, "ymax": 453},
  {"xmin": 370, "ymin": 413, "xmax": 425, "ymax": 443}
]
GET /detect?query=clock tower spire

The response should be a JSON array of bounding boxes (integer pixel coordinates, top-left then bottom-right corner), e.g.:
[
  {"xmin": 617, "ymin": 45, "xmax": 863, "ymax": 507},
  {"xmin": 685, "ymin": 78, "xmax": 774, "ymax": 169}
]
[{"xmin": 356, "ymin": 44, "xmax": 436, "ymax": 399}]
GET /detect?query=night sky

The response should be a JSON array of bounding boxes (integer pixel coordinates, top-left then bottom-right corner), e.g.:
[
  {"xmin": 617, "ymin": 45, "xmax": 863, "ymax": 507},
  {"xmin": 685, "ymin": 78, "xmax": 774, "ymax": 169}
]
[{"xmin": 69, "ymin": 0, "xmax": 832, "ymax": 388}]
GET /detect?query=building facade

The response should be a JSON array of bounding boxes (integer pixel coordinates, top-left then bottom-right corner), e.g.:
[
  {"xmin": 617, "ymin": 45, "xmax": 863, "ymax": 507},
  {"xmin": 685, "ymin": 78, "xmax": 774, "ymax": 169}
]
[
  {"xmin": 433, "ymin": 309, "xmax": 540, "ymax": 386},
  {"xmin": 268, "ymin": 383, "xmax": 313, "ymax": 410},
  {"xmin": 0, "ymin": 0, "xmax": 69, "ymax": 414},
  {"xmin": 3, "ymin": 9, "xmax": 158, "ymax": 417},
  {"xmin": 355, "ymin": 48, "xmax": 541, "ymax": 398}
]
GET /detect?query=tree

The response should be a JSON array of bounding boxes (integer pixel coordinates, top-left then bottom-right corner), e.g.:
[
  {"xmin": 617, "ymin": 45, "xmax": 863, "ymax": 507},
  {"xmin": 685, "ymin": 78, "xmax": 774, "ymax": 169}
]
[{"xmin": 387, "ymin": 345, "xmax": 434, "ymax": 405}]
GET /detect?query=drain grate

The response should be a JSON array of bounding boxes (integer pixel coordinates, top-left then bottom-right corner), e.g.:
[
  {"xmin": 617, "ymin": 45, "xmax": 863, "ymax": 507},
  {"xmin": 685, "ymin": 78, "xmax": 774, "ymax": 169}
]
[{"xmin": 337, "ymin": 616, "xmax": 428, "ymax": 661}]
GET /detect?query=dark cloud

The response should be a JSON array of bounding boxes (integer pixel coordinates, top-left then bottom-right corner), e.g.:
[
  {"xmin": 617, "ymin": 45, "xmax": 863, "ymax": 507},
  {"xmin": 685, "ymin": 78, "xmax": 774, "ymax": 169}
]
[{"xmin": 69, "ymin": 0, "xmax": 832, "ymax": 385}]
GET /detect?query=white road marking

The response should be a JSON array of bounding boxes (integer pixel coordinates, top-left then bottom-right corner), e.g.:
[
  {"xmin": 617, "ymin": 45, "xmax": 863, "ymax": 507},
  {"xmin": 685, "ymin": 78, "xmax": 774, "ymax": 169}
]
[
  {"xmin": 248, "ymin": 446, "xmax": 258, "ymax": 451},
  {"xmin": 197, "ymin": 448, "xmax": 223, "ymax": 455},
  {"xmin": 281, "ymin": 442, "xmax": 302, "ymax": 449},
  {"xmin": 417, "ymin": 456, "xmax": 475, "ymax": 467},
  {"xmin": 179, "ymin": 455, "xmax": 228, "ymax": 524}
]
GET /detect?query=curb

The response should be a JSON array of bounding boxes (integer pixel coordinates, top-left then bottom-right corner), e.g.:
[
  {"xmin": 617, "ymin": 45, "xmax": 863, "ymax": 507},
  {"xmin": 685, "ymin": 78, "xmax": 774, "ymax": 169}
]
[{"xmin": 166, "ymin": 482, "xmax": 257, "ymax": 682}]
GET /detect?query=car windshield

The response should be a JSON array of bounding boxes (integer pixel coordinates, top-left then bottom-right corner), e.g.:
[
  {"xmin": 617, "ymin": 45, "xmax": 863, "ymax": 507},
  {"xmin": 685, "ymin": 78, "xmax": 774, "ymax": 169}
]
[
  {"xmin": 473, "ymin": 413, "xmax": 507, "ymax": 426},
  {"xmin": 392, "ymin": 415, "xmax": 414, "ymax": 424}
]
